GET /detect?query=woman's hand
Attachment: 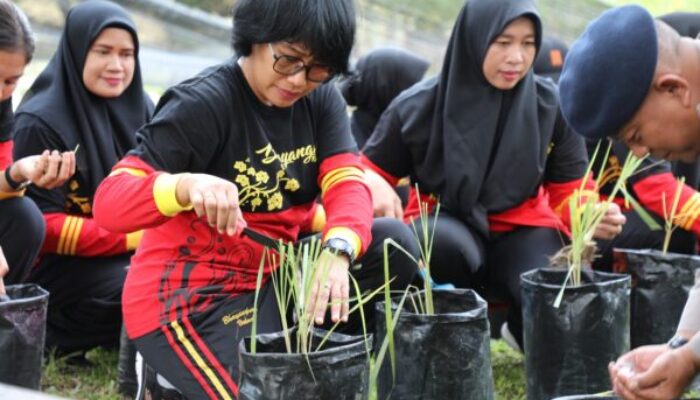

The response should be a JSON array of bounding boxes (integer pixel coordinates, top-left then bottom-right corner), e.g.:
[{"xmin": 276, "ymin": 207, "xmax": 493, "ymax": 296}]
[
  {"xmin": 594, "ymin": 202, "xmax": 626, "ymax": 240},
  {"xmin": 175, "ymin": 173, "xmax": 247, "ymax": 236},
  {"xmin": 12, "ymin": 149, "xmax": 76, "ymax": 190},
  {"xmin": 307, "ymin": 250, "xmax": 350, "ymax": 325},
  {"xmin": 365, "ymin": 169, "xmax": 403, "ymax": 220}
]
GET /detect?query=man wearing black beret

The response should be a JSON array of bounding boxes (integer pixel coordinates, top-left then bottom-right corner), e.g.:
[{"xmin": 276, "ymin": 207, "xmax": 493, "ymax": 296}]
[{"xmin": 559, "ymin": 5, "xmax": 700, "ymax": 400}]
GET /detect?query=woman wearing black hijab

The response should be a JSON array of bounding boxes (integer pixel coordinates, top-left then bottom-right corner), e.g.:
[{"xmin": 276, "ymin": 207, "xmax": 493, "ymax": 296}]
[
  {"xmin": 362, "ymin": 0, "xmax": 626, "ymax": 349},
  {"xmin": 340, "ymin": 47, "xmax": 429, "ymax": 148},
  {"xmin": 12, "ymin": 0, "xmax": 153, "ymax": 356}
]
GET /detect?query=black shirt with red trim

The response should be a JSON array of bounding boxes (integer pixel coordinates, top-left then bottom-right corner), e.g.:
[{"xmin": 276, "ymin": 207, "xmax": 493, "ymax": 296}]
[
  {"xmin": 361, "ymin": 101, "xmax": 590, "ymax": 233},
  {"xmin": 12, "ymin": 113, "xmax": 133, "ymax": 257},
  {"xmin": 94, "ymin": 60, "xmax": 373, "ymax": 338}
]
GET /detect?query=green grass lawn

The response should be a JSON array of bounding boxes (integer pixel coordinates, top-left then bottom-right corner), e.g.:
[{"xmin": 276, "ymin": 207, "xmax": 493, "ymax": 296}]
[{"xmin": 40, "ymin": 340, "xmax": 526, "ymax": 400}]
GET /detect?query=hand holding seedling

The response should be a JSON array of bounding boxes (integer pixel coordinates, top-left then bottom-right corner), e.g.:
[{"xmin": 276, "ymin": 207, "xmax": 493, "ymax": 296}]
[
  {"xmin": 176, "ymin": 173, "xmax": 247, "ymax": 236},
  {"xmin": 593, "ymin": 202, "xmax": 626, "ymax": 240},
  {"xmin": 365, "ymin": 169, "xmax": 403, "ymax": 220},
  {"xmin": 307, "ymin": 250, "xmax": 350, "ymax": 325},
  {"xmin": 13, "ymin": 149, "xmax": 76, "ymax": 190}
]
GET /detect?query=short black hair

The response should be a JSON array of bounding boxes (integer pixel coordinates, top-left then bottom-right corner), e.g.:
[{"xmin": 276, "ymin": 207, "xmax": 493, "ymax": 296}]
[
  {"xmin": 232, "ymin": 0, "xmax": 355, "ymax": 75},
  {"xmin": 0, "ymin": 0, "xmax": 34, "ymax": 63}
]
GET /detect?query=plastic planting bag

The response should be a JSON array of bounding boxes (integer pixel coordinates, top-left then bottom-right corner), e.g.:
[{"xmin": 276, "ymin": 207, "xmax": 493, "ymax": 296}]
[
  {"xmin": 614, "ymin": 248, "xmax": 700, "ymax": 348},
  {"xmin": 238, "ymin": 328, "xmax": 371, "ymax": 400},
  {"xmin": 0, "ymin": 284, "xmax": 49, "ymax": 389},
  {"xmin": 521, "ymin": 269, "xmax": 630, "ymax": 400},
  {"xmin": 375, "ymin": 289, "xmax": 494, "ymax": 400}
]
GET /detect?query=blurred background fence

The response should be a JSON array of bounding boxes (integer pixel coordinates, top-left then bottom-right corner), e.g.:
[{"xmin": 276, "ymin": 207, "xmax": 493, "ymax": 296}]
[{"xmin": 12, "ymin": 0, "xmax": 700, "ymax": 96}]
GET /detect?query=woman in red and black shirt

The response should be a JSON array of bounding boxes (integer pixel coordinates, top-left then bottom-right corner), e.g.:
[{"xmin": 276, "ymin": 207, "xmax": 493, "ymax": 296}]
[{"xmin": 93, "ymin": 0, "xmax": 417, "ymax": 398}]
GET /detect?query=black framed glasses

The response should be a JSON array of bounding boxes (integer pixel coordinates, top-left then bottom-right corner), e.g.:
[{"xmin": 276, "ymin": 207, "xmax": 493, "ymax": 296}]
[{"xmin": 268, "ymin": 43, "xmax": 334, "ymax": 83}]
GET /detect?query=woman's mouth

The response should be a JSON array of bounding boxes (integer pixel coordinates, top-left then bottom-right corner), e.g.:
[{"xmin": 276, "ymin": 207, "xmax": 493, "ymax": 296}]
[
  {"xmin": 103, "ymin": 77, "xmax": 122, "ymax": 87},
  {"xmin": 277, "ymin": 87, "xmax": 301, "ymax": 101},
  {"xmin": 500, "ymin": 71, "xmax": 520, "ymax": 82}
]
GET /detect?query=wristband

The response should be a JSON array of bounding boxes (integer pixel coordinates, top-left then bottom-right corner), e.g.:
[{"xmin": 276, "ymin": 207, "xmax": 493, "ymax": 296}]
[
  {"xmin": 668, "ymin": 335, "xmax": 689, "ymax": 349},
  {"xmin": 4, "ymin": 164, "xmax": 30, "ymax": 191}
]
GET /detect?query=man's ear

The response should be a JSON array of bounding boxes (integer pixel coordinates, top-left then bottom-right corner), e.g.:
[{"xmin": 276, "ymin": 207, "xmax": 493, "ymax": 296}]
[{"xmin": 655, "ymin": 73, "xmax": 691, "ymax": 107}]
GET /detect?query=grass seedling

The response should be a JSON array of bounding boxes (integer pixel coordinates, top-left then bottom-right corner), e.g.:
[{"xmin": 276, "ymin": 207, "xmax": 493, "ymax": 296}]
[
  {"xmin": 661, "ymin": 177, "xmax": 686, "ymax": 254},
  {"xmin": 249, "ymin": 236, "xmax": 390, "ymax": 358},
  {"xmin": 553, "ymin": 140, "xmax": 647, "ymax": 307},
  {"xmin": 408, "ymin": 185, "xmax": 440, "ymax": 315}
]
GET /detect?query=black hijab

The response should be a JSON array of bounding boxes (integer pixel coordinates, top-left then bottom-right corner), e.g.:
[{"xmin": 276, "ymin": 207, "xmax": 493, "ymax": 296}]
[
  {"xmin": 340, "ymin": 48, "xmax": 429, "ymax": 147},
  {"xmin": 15, "ymin": 0, "xmax": 152, "ymax": 194},
  {"xmin": 388, "ymin": 0, "xmax": 559, "ymax": 236},
  {"xmin": 659, "ymin": 12, "xmax": 700, "ymax": 39}
]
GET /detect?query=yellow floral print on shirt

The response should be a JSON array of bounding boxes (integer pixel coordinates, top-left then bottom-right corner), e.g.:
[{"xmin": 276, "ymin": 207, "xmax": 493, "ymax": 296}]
[{"xmin": 232, "ymin": 143, "xmax": 312, "ymax": 211}]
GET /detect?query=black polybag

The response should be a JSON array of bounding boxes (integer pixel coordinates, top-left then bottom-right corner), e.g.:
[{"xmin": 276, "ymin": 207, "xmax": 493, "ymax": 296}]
[
  {"xmin": 375, "ymin": 288, "xmax": 494, "ymax": 400},
  {"xmin": 238, "ymin": 327, "xmax": 371, "ymax": 400},
  {"xmin": 521, "ymin": 269, "xmax": 630, "ymax": 400},
  {"xmin": 0, "ymin": 284, "xmax": 49, "ymax": 389},
  {"xmin": 613, "ymin": 248, "xmax": 700, "ymax": 348}
]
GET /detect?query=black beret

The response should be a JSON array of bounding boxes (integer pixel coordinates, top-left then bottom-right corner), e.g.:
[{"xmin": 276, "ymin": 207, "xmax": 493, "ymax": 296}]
[
  {"xmin": 533, "ymin": 36, "xmax": 568, "ymax": 83},
  {"xmin": 559, "ymin": 5, "xmax": 658, "ymax": 140}
]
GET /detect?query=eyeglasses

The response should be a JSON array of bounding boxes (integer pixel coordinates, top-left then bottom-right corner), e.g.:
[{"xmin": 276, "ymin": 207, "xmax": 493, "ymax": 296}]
[{"xmin": 268, "ymin": 43, "xmax": 334, "ymax": 83}]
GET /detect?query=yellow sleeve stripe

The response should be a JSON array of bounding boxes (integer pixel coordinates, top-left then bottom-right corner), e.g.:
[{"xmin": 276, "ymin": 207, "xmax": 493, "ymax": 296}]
[
  {"xmin": 324, "ymin": 227, "xmax": 362, "ymax": 258},
  {"xmin": 153, "ymin": 173, "xmax": 193, "ymax": 217},
  {"xmin": 56, "ymin": 216, "xmax": 74, "ymax": 254},
  {"xmin": 678, "ymin": 193, "xmax": 700, "ymax": 230},
  {"xmin": 126, "ymin": 230, "xmax": 144, "ymax": 251},
  {"xmin": 323, "ymin": 176, "xmax": 365, "ymax": 196},
  {"xmin": 311, "ymin": 205, "xmax": 326, "ymax": 233},
  {"xmin": 58, "ymin": 216, "xmax": 83, "ymax": 256},
  {"xmin": 69, "ymin": 218, "xmax": 84, "ymax": 255},
  {"xmin": 681, "ymin": 205, "xmax": 700, "ymax": 230},
  {"xmin": 676, "ymin": 194, "xmax": 697, "ymax": 230},
  {"xmin": 0, "ymin": 189, "xmax": 24, "ymax": 200},
  {"xmin": 109, "ymin": 167, "xmax": 148, "ymax": 177},
  {"xmin": 320, "ymin": 166, "xmax": 364, "ymax": 195}
]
